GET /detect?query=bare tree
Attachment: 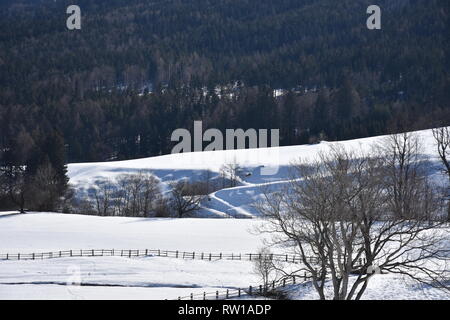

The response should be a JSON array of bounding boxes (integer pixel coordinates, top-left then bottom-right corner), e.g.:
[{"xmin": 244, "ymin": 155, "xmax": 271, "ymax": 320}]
[
  {"xmin": 220, "ymin": 161, "xmax": 242, "ymax": 188},
  {"xmin": 380, "ymin": 132, "xmax": 429, "ymax": 219},
  {"xmin": 253, "ymin": 247, "xmax": 280, "ymax": 295},
  {"xmin": 82, "ymin": 172, "xmax": 162, "ymax": 217},
  {"xmin": 114, "ymin": 172, "xmax": 161, "ymax": 217},
  {"xmin": 433, "ymin": 127, "xmax": 450, "ymax": 178},
  {"xmin": 93, "ymin": 179, "xmax": 115, "ymax": 216},
  {"xmin": 257, "ymin": 140, "xmax": 448, "ymax": 300},
  {"xmin": 169, "ymin": 180, "xmax": 204, "ymax": 218},
  {"xmin": 433, "ymin": 127, "xmax": 450, "ymax": 220}
]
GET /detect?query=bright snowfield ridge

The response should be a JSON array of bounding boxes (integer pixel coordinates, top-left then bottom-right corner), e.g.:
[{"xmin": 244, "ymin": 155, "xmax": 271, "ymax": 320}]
[
  {"xmin": 0, "ymin": 128, "xmax": 449, "ymax": 300},
  {"xmin": 68, "ymin": 128, "xmax": 446, "ymax": 218}
]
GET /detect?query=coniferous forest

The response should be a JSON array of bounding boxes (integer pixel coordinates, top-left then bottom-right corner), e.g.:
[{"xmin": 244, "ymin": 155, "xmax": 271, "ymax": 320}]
[{"xmin": 0, "ymin": 0, "xmax": 449, "ymax": 210}]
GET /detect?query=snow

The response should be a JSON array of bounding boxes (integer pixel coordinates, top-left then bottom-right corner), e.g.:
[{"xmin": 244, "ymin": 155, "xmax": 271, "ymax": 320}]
[
  {"xmin": 284, "ymin": 273, "xmax": 450, "ymax": 300},
  {"xmin": 1, "ymin": 127, "xmax": 448, "ymax": 300},
  {"xmin": 0, "ymin": 212, "xmax": 264, "ymax": 253},
  {"xmin": 1, "ymin": 212, "xmax": 448, "ymax": 300},
  {"xmin": 68, "ymin": 128, "xmax": 446, "ymax": 218},
  {"xmin": 0, "ymin": 257, "xmax": 259, "ymax": 300},
  {"xmin": 0, "ymin": 213, "xmax": 268, "ymax": 299}
]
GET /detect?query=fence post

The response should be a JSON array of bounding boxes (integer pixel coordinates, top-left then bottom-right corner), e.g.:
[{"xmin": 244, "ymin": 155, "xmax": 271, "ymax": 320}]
[
  {"xmin": 226, "ymin": 289, "xmax": 229, "ymax": 299},
  {"xmin": 231, "ymin": 253, "xmax": 234, "ymax": 260},
  {"xmin": 249, "ymin": 253, "xmax": 252, "ymax": 261},
  {"xmin": 176, "ymin": 251, "xmax": 178, "ymax": 258},
  {"xmin": 92, "ymin": 249, "xmax": 94, "ymax": 256},
  {"xmin": 293, "ymin": 276, "xmax": 296, "ymax": 284},
  {"xmin": 192, "ymin": 252, "xmax": 195, "ymax": 259},
  {"xmin": 216, "ymin": 291, "xmax": 219, "ymax": 300},
  {"xmin": 32, "ymin": 253, "xmax": 35, "ymax": 260},
  {"xmin": 70, "ymin": 250, "xmax": 72, "ymax": 257},
  {"xmin": 209, "ymin": 253, "xmax": 211, "ymax": 261},
  {"xmin": 272, "ymin": 281, "xmax": 275, "ymax": 289},
  {"xmin": 158, "ymin": 249, "xmax": 160, "ymax": 256},
  {"xmin": 283, "ymin": 279, "xmax": 286, "ymax": 287},
  {"xmin": 238, "ymin": 288, "xmax": 241, "ymax": 297},
  {"xmin": 220, "ymin": 253, "xmax": 222, "ymax": 259},
  {"xmin": 201, "ymin": 252, "xmax": 204, "ymax": 260},
  {"xmin": 259, "ymin": 285, "xmax": 262, "ymax": 294},
  {"xmin": 203, "ymin": 292, "xmax": 206, "ymax": 300},
  {"xmin": 128, "ymin": 250, "xmax": 131, "ymax": 258},
  {"xmin": 249, "ymin": 286, "xmax": 252, "ymax": 295},
  {"xmin": 190, "ymin": 293, "xmax": 193, "ymax": 300},
  {"xmin": 304, "ymin": 272, "xmax": 307, "ymax": 281},
  {"xmin": 18, "ymin": 253, "xmax": 20, "ymax": 260}
]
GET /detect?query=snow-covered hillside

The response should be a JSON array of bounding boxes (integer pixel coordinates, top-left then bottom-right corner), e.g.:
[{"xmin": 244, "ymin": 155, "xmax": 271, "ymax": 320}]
[{"xmin": 68, "ymin": 128, "xmax": 445, "ymax": 218}]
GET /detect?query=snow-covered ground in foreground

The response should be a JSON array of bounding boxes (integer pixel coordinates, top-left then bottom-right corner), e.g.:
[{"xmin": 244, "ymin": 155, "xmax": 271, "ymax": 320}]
[
  {"xmin": 0, "ymin": 256, "xmax": 258, "ymax": 300},
  {"xmin": 67, "ymin": 128, "xmax": 446, "ymax": 218},
  {"xmin": 283, "ymin": 273, "xmax": 450, "ymax": 300},
  {"xmin": 1, "ymin": 213, "xmax": 449, "ymax": 300},
  {"xmin": 2, "ymin": 255, "xmax": 448, "ymax": 300}
]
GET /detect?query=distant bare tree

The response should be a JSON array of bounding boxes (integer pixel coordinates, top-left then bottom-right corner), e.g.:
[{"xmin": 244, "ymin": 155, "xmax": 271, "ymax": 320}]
[
  {"xmin": 433, "ymin": 127, "xmax": 450, "ymax": 178},
  {"xmin": 433, "ymin": 127, "xmax": 450, "ymax": 220},
  {"xmin": 257, "ymin": 140, "xmax": 448, "ymax": 300},
  {"xmin": 220, "ymin": 161, "xmax": 242, "ymax": 188},
  {"xmin": 169, "ymin": 181, "xmax": 205, "ymax": 218},
  {"xmin": 82, "ymin": 172, "xmax": 162, "ymax": 217},
  {"xmin": 380, "ymin": 132, "xmax": 429, "ymax": 219},
  {"xmin": 115, "ymin": 172, "xmax": 161, "ymax": 217},
  {"xmin": 253, "ymin": 247, "xmax": 280, "ymax": 295},
  {"xmin": 93, "ymin": 179, "xmax": 115, "ymax": 216}
]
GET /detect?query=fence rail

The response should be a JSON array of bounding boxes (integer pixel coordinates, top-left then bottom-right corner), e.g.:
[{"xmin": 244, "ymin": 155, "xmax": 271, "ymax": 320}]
[
  {"xmin": 0, "ymin": 249, "xmax": 366, "ymax": 266},
  {"xmin": 176, "ymin": 274, "xmax": 311, "ymax": 300}
]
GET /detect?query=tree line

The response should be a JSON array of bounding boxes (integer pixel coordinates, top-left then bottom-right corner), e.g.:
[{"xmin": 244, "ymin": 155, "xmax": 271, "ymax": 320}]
[{"xmin": 0, "ymin": 0, "xmax": 448, "ymax": 163}]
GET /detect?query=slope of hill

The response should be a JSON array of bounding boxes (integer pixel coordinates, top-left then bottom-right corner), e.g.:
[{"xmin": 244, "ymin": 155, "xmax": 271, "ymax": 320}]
[{"xmin": 68, "ymin": 128, "xmax": 446, "ymax": 218}]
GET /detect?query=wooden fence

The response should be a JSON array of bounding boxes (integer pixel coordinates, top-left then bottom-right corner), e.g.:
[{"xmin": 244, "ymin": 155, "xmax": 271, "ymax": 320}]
[
  {"xmin": 176, "ymin": 274, "xmax": 311, "ymax": 300},
  {"xmin": 0, "ymin": 249, "xmax": 366, "ymax": 266}
]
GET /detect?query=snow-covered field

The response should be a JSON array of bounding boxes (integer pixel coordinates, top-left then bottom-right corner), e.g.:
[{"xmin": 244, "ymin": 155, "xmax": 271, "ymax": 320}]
[
  {"xmin": 1, "ymin": 213, "xmax": 449, "ymax": 300},
  {"xmin": 0, "ymin": 256, "xmax": 259, "ymax": 300},
  {"xmin": 0, "ymin": 213, "xmax": 266, "ymax": 300},
  {"xmin": 1, "ymin": 128, "xmax": 449, "ymax": 300},
  {"xmin": 0, "ymin": 213, "xmax": 263, "ymax": 253}
]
